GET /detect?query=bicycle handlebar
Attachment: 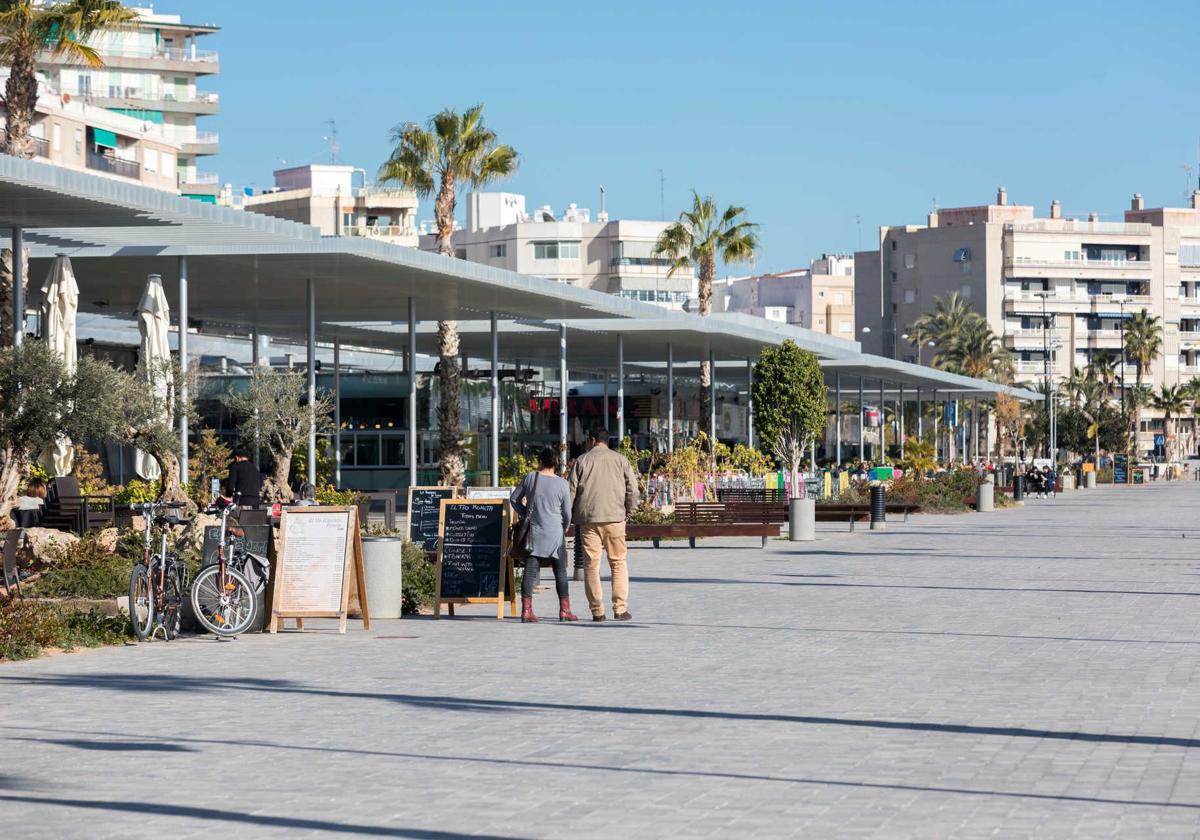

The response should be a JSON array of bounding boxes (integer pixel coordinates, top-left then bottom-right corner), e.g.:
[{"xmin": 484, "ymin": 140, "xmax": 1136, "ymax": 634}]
[{"xmin": 130, "ymin": 500, "xmax": 188, "ymax": 512}]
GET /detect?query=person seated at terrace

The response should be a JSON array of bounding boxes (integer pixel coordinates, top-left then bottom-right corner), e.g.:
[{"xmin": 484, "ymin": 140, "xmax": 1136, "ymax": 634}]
[{"xmin": 13, "ymin": 478, "xmax": 47, "ymax": 528}]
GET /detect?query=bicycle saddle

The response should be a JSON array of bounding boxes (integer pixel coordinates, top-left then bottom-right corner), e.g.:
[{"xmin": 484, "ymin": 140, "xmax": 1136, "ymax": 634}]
[{"xmin": 156, "ymin": 515, "xmax": 191, "ymax": 527}]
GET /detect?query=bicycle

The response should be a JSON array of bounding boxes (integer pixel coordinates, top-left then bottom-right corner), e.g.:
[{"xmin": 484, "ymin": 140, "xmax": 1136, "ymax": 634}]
[
  {"xmin": 127, "ymin": 501, "xmax": 190, "ymax": 642},
  {"xmin": 189, "ymin": 501, "xmax": 259, "ymax": 637}
]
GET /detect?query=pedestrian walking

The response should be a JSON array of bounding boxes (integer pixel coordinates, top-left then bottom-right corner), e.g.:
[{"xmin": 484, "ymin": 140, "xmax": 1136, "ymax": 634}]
[
  {"xmin": 569, "ymin": 427, "xmax": 639, "ymax": 622},
  {"xmin": 1043, "ymin": 465, "xmax": 1056, "ymax": 498},
  {"xmin": 509, "ymin": 447, "xmax": 577, "ymax": 623}
]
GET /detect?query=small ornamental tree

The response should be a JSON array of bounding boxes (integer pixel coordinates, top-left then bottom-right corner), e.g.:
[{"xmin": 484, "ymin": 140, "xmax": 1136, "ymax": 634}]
[
  {"xmin": 222, "ymin": 368, "xmax": 333, "ymax": 503},
  {"xmin": 189, "ymin": 429, "xmax": 231, "ymax": 507},
  {"xmin": 752, "ymin": 340, "xmax": 826, "ymax": 474}
]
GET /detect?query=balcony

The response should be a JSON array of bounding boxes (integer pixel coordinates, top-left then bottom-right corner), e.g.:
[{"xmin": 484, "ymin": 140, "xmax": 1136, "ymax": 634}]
[
  {"xmin": 86, "ymin": 151, "xmax": 139, "ymax": 180},
  {"xmin": 1008, "ymin": 220, "xmax": 1152, "ymax": 235},
  {"xmin": 355, "ymin": 186, "xmax": 418, "ymax": 209},
  {"xmin": 178, "ymin": 131, "xmax": 219, "ymax": 155},
  {"xmin": 1004, "ymin": 256, "xmax": 1152, "ymax": 277},
  {"xmin": 69, "ymin": 87, "xmax": 220, "ymax": 115},
  {"xmin": 178, "ymin": 171, "xmax": 219, "ymax": 195},
  {"xmin": 53, "ymin": 46, "xmax": 220, "ymax": 74},
  {"xmin": 0, "ymin": 129, "xmax": 49, "ymax": 158},
  {"xmin": 344, "ymin": 224, "xmax": 417, "ymax": 242},
  {"xmin": 1003, "ymin": 328, "xmax": 1055, "ymax": 347},
  {"xmin": 1013, "ymin": 360, "xmax": 1050, "ymax": 375}
]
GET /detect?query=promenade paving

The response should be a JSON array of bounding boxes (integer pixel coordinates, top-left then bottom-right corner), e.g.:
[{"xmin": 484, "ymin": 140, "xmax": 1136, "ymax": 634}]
[{"xmin": 3, "ymin": 482, "xmax": 1200, "ymax": 838}]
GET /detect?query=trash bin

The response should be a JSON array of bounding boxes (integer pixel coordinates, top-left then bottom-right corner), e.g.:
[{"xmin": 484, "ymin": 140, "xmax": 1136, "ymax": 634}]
[
  {"xmin": 976, "ymin": 481, "xmax": 994, "ymax": 512},
  {"xmin": 1012, "ymin": 474, "xmax": 1024, "ymax": 502},
  {"xmin": 869, "ymin": 484, "xmax": 887, "ymax": 530},
  {"xmin": 362, "ymin": 536, "xmax": 404, "ymax": 619}
]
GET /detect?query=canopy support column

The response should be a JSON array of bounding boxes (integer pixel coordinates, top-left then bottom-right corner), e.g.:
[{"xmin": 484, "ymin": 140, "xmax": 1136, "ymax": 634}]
[
  {"xmin": 408, "ymin": 297, "xmax": 417, "ymax": 491},
  {"xmin": 603, "ymin": 373, "xmax": 610, "ymax": 432},
  {"xmin": 559, "ymin": 324, "xmax": 568, "ymax": 471},
  {"xmin": 10, "ymin": 226, "xmax": 22, "ymax": 347},
  {"xmin": 667, "ymin": 343, "xmax": 675, "ymax": 452},
  {"xmin": 879, "ymin": 378, "xmax": 886, "ymax": 459},
  {"xmin": 178, "ymin": 256, "xmax": 189, "ymax": 485},
  {"xmin": 835, "ymin": 373, "xmax": 842, "ymax": 464},
  {"xmin": 898, "ymin": 384, "xmax": 905, "ymax": 459},
  {"xmin": 333, "ymin": 337, "xmax": 341, "ymax": 488},
  {"xmin": 616, "ymin": 334, "xmax": 625, "ymax": 443},
  {"xmin": 709, "ymin": 349, "xmax": 717, "ymax": 446},
  {"xmin": 746, "ymin": 356, "xmax": 754, "ymax": 449},
  {"xmin": 973, "ymin": 397, "xmax": 980, "ymax": 463},
  {"xmin": 251, "ymin": 328, "xmax": 261, "ymax": 468},
  {"xmin": 858, "ymin": 376, "xmax": 865, "ymax": 462},
  {"xmin": 932, "ymin": 389, "xmax": 940, "ymax": 463},
  {"xmin": 306, "ymin": 277, "xmax": 316, "ymax": 491},
  {"xmin": 490, "ymin": 312, "xmax": 499, "ymax": 485},
  {"xmin": 916, "ymin": 388, "xmax": 923, "ymax": 440}
]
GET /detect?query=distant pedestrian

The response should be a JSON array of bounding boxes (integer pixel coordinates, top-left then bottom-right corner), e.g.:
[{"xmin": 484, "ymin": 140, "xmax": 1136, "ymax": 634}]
[
  {"xmin": 569, "ymin": 427, "xmax": 638, "ymax": 622},
  {"xmin": 509, "ymin": 447, "xmax": 577, "ymax": 623},
  {"xmin": 1043, "ymin": 466, "xmax": 1056, "ymax": 498}
]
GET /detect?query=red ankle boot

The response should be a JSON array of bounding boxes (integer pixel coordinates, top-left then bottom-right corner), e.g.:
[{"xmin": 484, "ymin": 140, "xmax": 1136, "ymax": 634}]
[
  {"xmin": 558, "ymin": 597, "xmax": 578, "ymax": 622},
  {"xmin": 521, "ymin": 596, "xmax": 539, "ymax": 623}
]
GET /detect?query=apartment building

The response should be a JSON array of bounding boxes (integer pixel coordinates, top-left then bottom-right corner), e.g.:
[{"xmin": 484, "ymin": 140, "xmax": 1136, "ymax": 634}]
[
  {"xmin": 244, "ymin": 164, "xmax": 419, "ymax": 247},
  {"xmin": 856, "ymin": 187, "xmax": 1200, "ymax": 454},
  {"xmin": 418, "ymin": 192, "xmax": 695, "ymax": 309},
  {"xmin": 713, "ymin": 254, "xmax": 855, "ymax": 336},
  {"xmin": 32, "ymin": 5, "xmax": 221, "ymax": 201},
  {"xmin": 0, "ymin": 88, "xmax": 183, "ymax": 192}
]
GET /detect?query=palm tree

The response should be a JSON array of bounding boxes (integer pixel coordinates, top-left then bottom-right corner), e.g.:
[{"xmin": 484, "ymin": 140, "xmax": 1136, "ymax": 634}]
[
  {"xmin": 0, "ymin": 1, "xmax": 136, "ymax": 157},
  {"xmin": 910, "ymin": 292, "xmax": 976, "ymax": 352},
  {"xmin": 1123, "ymin": 309, "xmax": 1162, "ymax": 455},
  {"xmin": 1087, "ymin": 350, "xmax": 1119, "ymax": 399},
  {"xmin": 1152, "ymin": 384, "xmax": 1188, "ymax": 462},
  {"xmin": 379, "ymin": 105, "xmax": 518, "ymax": 486},
  {"xmin": 1063, "ymin": 366, "xmax": 1090, "ymax": 411},
  {"xmin": 654, "ymin": 191, "xmax": 757, "ymax": 438},
  {"xmin": 954, "ymin": 318, "xmax": 1012, "ymax": 380}
]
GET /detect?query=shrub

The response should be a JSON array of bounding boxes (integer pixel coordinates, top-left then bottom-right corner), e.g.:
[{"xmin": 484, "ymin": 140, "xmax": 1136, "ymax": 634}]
[
  {"xmin": 54, "ymin": 608, "xmax": 131, "ymax": 649},
  {"xmin": 887, "ymin": 470, "xmax": 984, "ymax": 513},
  {"xmin": 25, "ymin": 534, "xmax": 134, "ymax": 599},
  {"xmin": 401, "ymin": 540, "xmax": 437, "ymax": 615},
  {"xmin": 113, "ymin": 479, "xmax": 161, "ymax": 506},
  {"xmin": 70, "ymin": 445, "xmax": 110, "ymax": 496},
  {"xmin": 0, "ymin": 598, "xmax": 59, "ymax": 660},
  {"xmin": 499, "ymin": 453, "xmax": 539, "ymax": 487},
  {"xmin": 629, "ymin": 508, "xmax": 673, "ymax": 525},
  {"xmin": 18, "ymin": 462, "xmax": 50, "ymax": 495},
  {"xmin": 316, "ymin": 484, "xmax": 365, "ymax": 506}
]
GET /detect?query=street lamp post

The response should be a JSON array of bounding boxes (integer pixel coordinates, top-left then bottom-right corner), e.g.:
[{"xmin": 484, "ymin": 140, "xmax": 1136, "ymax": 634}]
[
  {"xmin": 1035, "ymin": 291, "xmax": 1053, "ymax": 461},
  {"xmin": 1115, "ymin": 295, "xmax": 1128, "ymax": 455}
]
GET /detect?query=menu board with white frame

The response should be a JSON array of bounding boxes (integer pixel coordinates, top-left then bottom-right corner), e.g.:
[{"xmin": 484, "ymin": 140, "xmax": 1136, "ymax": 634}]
[{"xmin": 271, "ymin": 506, "xmax": 369, "ymax": 634}]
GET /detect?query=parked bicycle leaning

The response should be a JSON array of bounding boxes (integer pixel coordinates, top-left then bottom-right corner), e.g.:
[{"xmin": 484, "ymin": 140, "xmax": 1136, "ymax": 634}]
[
  {"xmin": 189, "ymin": 498, "xmax": 267, "ymax": 638},
  {"xmin": 128, "ymin": 500, "xmax": 190, "ymax": 642}
]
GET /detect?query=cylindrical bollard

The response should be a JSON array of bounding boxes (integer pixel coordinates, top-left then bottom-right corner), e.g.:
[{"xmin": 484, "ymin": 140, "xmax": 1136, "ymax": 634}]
[
  {"xmin": 789, "ymin": 497, "xmax": 816, "ymax": 541},
  {"xmin": 1085, "ymin": 470, "xmax": 1097, "ymax": 489},
  {"xmin": 1012, "ymin": 474, "xmax": 1024, "ymax": 503},
  {"xmin": 572, "ymin": 524, "xmax": 584, "ymax": 581},
  {"xmin": 869, "ymin": 484, "xmax": 887, "ymax": 530},
  {"xmin": 977, "ymin": 481, "xmax": 994, "ymax": 512}
]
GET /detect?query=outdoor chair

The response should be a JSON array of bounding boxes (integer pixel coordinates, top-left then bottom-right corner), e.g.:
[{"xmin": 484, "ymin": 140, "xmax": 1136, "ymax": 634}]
[
  {"xmin": 2, "ymin": 529, "xmax": 22, "ymax": 597},
  {"xmin": 42, "ymin": 477, "xmax": 115, "ymax": 535}
]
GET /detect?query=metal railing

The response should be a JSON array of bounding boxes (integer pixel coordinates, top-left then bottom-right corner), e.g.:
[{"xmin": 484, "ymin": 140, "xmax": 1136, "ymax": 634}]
[
  {"xmin": 86, "ymin": 152, "xmax": 140, "ymax": 180},
  {"xmin": 1008, "ymin": 220, "xmax": 1152, "ymax": 235},
  {"xmin": 344, "ymin": 224, "xmax": 415, "ymax": 238},
  {"xmin": 1005, "ymin": 256, "xmax": 1151, "ymax": 270},
  {"xmin": 179, "ymin": 171, "xmax": 219, "ymax": 186},
  {"xmin": 0, "ymin": 129, "xmax": 48, "ymax": 157}
]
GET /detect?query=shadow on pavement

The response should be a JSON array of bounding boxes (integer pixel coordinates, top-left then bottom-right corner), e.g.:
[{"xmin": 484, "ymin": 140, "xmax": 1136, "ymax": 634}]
[{"xmin": 5, "ymin": 674, "xmax": 1200, "ymax": 749}]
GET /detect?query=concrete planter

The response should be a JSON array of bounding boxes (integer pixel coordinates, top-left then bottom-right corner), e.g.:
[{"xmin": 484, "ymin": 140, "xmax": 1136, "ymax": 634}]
[
  {"xmin": 1085, "ymin": 471, "xmax": 1097, "ymax": 489},
  {"xmin": 362, "ymin": 536, "xmax": 404, "ymax": 619},
  {"xmin": 789, "ymin": 498, "xmax": 815, "ymax": 541}
]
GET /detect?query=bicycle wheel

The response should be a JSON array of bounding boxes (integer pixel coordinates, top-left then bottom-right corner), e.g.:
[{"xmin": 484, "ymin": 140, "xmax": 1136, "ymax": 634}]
[
  {"xmin": 161, "ymin": 563, "xmax": 184, "ymax": 641},
  {"xmin": 190, "ymin": 565, "xmax": 257, "ymax": 637},
  {"xmin": 128, "ymin": 563, "xmax": 154, "ymax": 641}
]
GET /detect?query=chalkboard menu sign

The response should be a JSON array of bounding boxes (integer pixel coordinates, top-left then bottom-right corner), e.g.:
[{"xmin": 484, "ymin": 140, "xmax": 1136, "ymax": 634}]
[
  {"xmin": 202, "ymin": 525, "xmax": 272, "ymax": 568},
  {"xmin": 408, "ymin": 486, "xmax": 456, "ymax": 553},
  {"xmin": 434, "ymin": 499, "xmax": 515, "ymax": 619},
  {"xmin": 1113, "ymin": 454, "xmax": 1128, "ymax": 485},
  {"xmin": 1133, "ymin": 469, "xmax": 1145, "ymax": 485}
]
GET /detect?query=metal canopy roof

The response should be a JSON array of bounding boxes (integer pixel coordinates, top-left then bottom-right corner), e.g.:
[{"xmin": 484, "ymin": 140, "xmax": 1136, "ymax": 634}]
[
  {"xmin": 821, "ymin": 358, "xmax": 1040, "ymax": 400},
  {"xmin": 0, "ymin": 154, "xmax": 1037, "ymax": 402}
]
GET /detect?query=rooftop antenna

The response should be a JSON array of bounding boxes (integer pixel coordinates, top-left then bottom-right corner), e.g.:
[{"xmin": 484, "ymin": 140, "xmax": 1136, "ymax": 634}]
[
  {"xmin": 855, "ymin": 214, "xmax": 862, "ymax": 251},
  {"xmin": 323, "ymin": 119, "xmax": 339, "ymax": 165},
  {"xmin": 658, "ymin": 169, "xmax": 665, "ymax": 220},
  {"xmin": 1185, "ymin": 164, "xmax": 1194, "ymax": 206},
  {"xmin": 599, "ymin": 184, "xmax": 606, "ymax": 215}
]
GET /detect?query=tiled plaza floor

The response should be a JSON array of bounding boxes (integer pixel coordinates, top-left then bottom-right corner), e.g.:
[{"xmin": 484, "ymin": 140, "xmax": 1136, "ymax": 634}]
[{"xmin": 3, "ymin": 482, "xmax": 1200, "ymax": 838}]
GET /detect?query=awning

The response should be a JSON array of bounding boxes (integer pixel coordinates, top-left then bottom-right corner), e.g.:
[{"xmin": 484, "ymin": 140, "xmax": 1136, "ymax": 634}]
[{"xmin": 91, "ymin": 128, "xmax": 117, "ymax": 148}]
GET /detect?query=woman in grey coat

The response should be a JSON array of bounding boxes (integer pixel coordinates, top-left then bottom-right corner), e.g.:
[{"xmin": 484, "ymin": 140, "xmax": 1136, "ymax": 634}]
[{"xmin": 509, "ymin": 447, "xmax": 577, "ymax": 623}]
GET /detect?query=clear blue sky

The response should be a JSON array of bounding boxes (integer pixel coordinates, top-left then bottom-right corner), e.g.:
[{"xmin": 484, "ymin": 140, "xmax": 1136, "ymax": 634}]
[{"xmin": 197, "ymin": 0, "xmax": 1198, "ymax": 273}]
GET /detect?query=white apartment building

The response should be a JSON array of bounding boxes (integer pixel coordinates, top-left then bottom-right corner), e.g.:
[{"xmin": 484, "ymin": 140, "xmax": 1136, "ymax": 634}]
[
  {"xmin": 713, "ymin": 255, "xmax": 855, "ymax": 336},
  {"xmin": 31, "ymin": 5, "xmax": 220, "ymax": 201},
  {"xmin": 243, "ymin": 165, "xmax": 419, "ymax": 247},
  {"xmin": 856, "ymin": 187, "xmax": 1200, "ymax": 455},
  {"xmin": 419, "ymin": 192, "xmax": 695, "ymax": 309}
]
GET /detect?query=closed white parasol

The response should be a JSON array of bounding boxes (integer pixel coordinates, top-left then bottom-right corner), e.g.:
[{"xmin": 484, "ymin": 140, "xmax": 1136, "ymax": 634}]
[
  {"xmin": 135, "ymin": 274, "xmax": 173, "ymax": 481},
  {"xmin": 39, "ymin": 256, "xmax": 80, "ymax": 476}
]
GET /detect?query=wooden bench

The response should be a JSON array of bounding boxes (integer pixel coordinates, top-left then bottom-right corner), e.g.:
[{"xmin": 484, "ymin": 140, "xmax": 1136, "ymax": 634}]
[
  {"xmin": 815, "ymin": 502, "xmax": 920, "ymax": 531},
  {"xmin": 625, "ymin": 522, "xmax": 782, "ymax": 549}
]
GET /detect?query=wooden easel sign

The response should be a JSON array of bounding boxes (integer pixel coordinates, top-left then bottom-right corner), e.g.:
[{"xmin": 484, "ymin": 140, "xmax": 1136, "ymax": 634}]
[
  {"xmin": 407, "ymin": 485, "xmax": 457, "ymax": 554},
  {"xmin": 271, "ymin": 505, "xmax": 369, "ymax": 634},
  {"xmin": 434, "ymin": 498, "xmax": 516, "ymax": 620}
]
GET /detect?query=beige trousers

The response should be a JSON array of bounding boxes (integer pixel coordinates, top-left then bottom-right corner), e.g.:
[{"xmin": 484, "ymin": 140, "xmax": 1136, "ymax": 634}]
[{"xmin": 579, "ymin": 521, "xmax": 628, "ymax": 616}]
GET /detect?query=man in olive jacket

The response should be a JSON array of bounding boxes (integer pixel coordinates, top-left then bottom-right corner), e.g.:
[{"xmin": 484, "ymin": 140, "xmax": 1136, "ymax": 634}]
[{"xmin": 569, "ymin": 427, "xmax": 639, "ymax": 621}]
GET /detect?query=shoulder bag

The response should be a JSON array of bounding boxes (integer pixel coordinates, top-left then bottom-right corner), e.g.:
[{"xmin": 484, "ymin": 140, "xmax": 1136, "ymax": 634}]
[{"xmin": 510, "ymin": 472, "xmax": 540, "ymax": 562}]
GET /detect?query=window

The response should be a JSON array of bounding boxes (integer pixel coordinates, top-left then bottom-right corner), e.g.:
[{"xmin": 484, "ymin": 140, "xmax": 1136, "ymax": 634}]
[
  {"xmin": 903, "ymin": 290, "xmax": 915, "ymax": 304},
  {"xmin": 818, "ymin": 290, "xmax": 825, "ymax": 297},
  {"xmin": 839, "ymin": 322, "xmax": 852, "ymax": 333},
  {"xmin": 891, "ymin": 241, "xmax": 897, "ymax": 250},
  {"xmin": 891, "ymin": 271, "xmax": 897, "ymax": 282},
  {"xmin": 534, "ymin": 241, "xmax": 581, "ymax": 260},
  {"xmin": 904, "ymin": 253, "xmax": 916, "ymax": 269},
  {"xmin": 960, "ymin": 284, "xmax": 972, "ymax": 299},
  {"xmin": 489, "ymin": 243, "xmax": 507, "ymax": 258},
  {"xmin": 144, "ymin": 148, "xmax": 157, "ymax": 173},
  {"xmin": 51, "ymin": 123, "xmax": 60, "ymax": 152},
  {"xmin": 161, "ymin": 153, "xmax": 173, "ymax": 176},
  {"xmin": 953, "ymin": 247, "xmax": 971, "ymax": 262},
  {"xmin": 73, "ymin": 128, "xmax": 82, "ymax": 155}
]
